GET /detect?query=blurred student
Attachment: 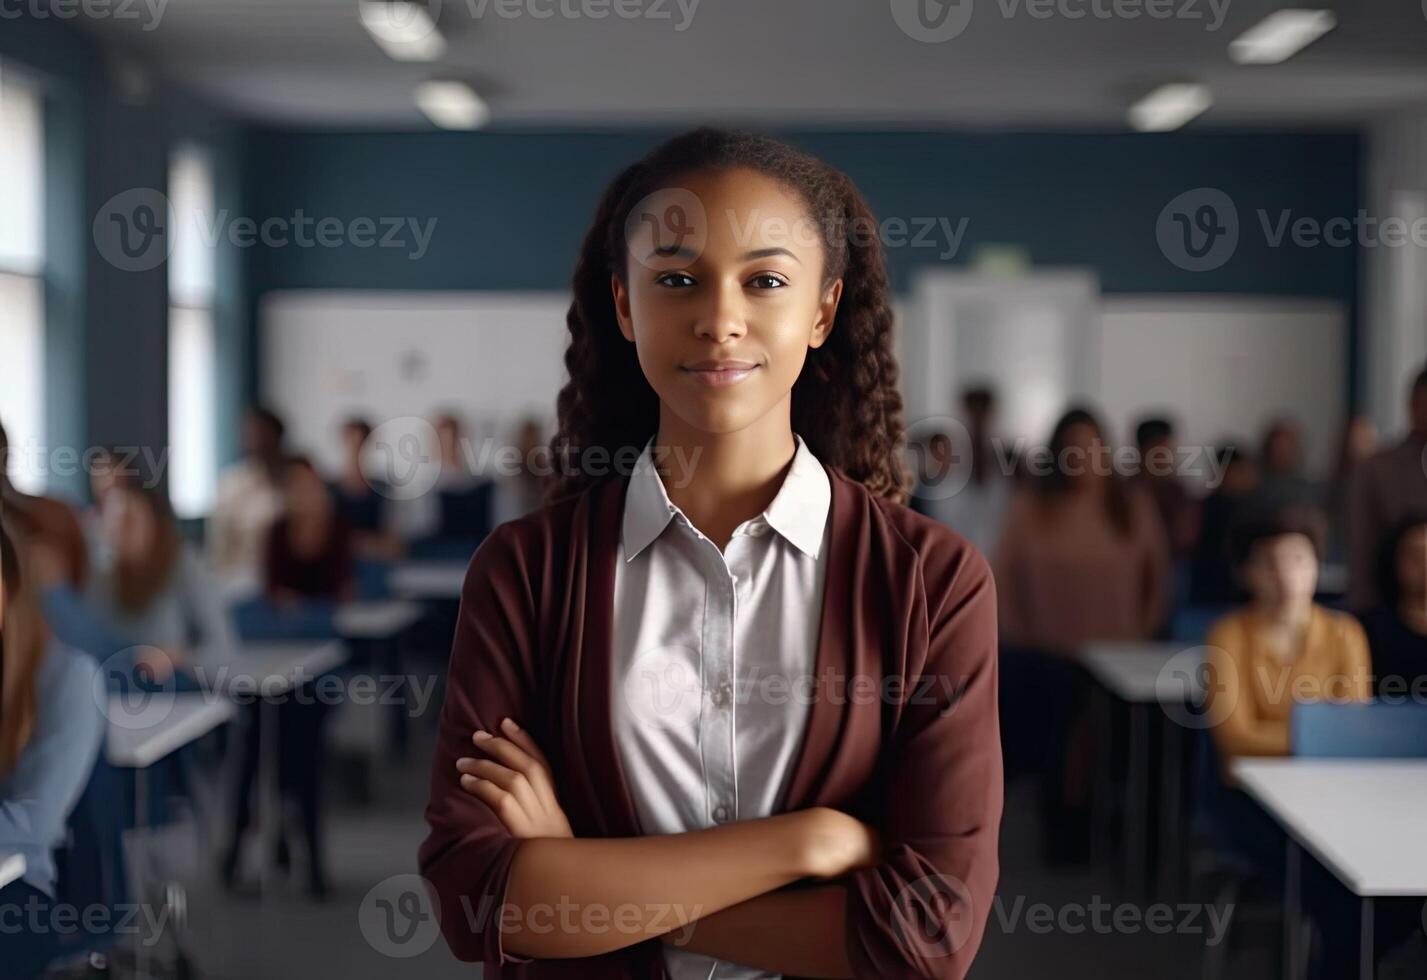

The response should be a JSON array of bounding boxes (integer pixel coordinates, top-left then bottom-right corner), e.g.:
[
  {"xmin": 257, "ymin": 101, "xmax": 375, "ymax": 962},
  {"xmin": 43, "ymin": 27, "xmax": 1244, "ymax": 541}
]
[
  {"xmin": 1325, "ymin": 415, "xmax": 1377, "ymax": 563},
  {"xmin": 1349, "ymin": 365, "xmax": 1427, "ymax": 610},
  {"xmin": 329, "ymin": 417, "xmax": 401, "ymax": 562},
  {"xmin": 223, "ymin": 456, "xmax": 351, "ymax": 898},
  {"xmin": 1359, "ymin": 514, "xmax": 1427, "ymax": 695},
  {"xmin": 208, "ymin": 407, "xmax": 287, "ymax": 600},
  {"xmin": 994, "ymin": 407, "xmax": 1168, "ymax": 863},
  {"xmin": 1131, "ymin": 415, "xmax": 1199, "ymax": 558},
  {"xmin": 266, "ymin": 456, "xmax": 356, "ymax": 605},
  {"xmin": 79, "ymin": 447, "xmax": 124, "ymax": 567},
  {"xmin": 1253, "ymin": 417, "xmax": 1319, "ymax": 513},
  {"xmin": 490, "ymin": 417, "xmax": 550, "ymax": 526},
  {"xmin": 393, "ymin": 412, "xmax": 492, "ymax": 548},
  {"xmin": 995, "ymin": 407, "xmax": 1170, "ymax": 652},
  {"xmin": 913, "ymin": 386, "xmax": 1009, "ymax": 560},
  {"xmin": 0, "ymin": 419, "xmax": 88, "ymax": 590},
  {"xmin": 1204, "ymin": 507, "xmax": 1370, "ymax": 762},
  {"xmin": 86, "ymin": 482, "xmax": 236, "ymax": 675},
  {"xmin": 0, "ymin": 520, "xmax": 104, "ymax": 979},
  {"xmin": 1202, "ymin": 507, "xmax": 1372, "ymax": 980},
  {"xmin": 1189, "ymin": 443, "xmax": 1260, "ymax": 606}
]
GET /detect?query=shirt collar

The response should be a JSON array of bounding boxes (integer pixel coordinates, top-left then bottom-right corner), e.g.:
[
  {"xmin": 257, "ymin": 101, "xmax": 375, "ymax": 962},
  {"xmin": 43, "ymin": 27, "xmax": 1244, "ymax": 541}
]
[{"xmin": 621, "ymin": 434, "xmax": 831, "ymax": 562}]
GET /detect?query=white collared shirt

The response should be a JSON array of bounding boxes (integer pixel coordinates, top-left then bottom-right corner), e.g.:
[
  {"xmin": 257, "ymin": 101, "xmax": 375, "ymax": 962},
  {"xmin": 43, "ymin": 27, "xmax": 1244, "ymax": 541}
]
[{"xmin": 612, "ymin": 434, "xmax": 832, "ymax": 980}]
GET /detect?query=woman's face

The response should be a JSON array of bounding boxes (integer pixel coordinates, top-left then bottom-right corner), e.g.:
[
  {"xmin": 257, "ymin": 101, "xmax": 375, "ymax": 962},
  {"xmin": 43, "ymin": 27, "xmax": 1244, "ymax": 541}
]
[
  {"xmin": 286, "ymin": 465, "xmax": 330, "ymax": 517},
  {"xmin": 1060, "ymin": 421, "xmax": 1105, "ymax": 485},
  {"xmin": 104, "ymin": 489, "xmax": 156, "ymax": 562},
  {"xmin": 612, "ymin": 168, "xmax": 841, "ymax": 438},
  {"xmin": 1395, "ymin": 524, "xmax": 1427, "ymax": 603},
  {"xmin": 1243, "ymin": 533, "xmax": 1319, "ymax": 607}
]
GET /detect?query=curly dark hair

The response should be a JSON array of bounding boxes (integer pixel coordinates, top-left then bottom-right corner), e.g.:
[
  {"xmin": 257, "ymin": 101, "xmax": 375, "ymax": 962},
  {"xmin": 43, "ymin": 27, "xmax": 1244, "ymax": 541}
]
[{"xmin": 548, "ymin": 128, "xmax": 908, "ymax": 503}]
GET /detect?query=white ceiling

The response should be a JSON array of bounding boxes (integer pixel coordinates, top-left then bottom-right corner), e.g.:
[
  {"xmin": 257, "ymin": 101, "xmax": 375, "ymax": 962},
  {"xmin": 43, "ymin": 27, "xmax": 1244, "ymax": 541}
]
[{"xmin": 77, "ymin": 0, "xmax": 1427, "ymax": 128}]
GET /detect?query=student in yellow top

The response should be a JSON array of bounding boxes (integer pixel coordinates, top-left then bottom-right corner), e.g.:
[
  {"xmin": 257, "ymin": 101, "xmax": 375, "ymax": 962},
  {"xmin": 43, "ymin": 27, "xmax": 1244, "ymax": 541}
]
[{"xmin": 1205, "ymin": 505, "xmax": 1371, "ymax": 761}]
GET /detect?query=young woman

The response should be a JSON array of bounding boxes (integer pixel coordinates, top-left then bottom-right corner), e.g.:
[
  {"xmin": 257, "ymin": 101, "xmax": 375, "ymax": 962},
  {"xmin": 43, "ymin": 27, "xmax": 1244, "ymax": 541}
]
[
  {"xmin": 86, "ymin": 482, "xmax": 237, "ymax": 676},
  {"xmin": 1359, "ymin": 514, "xmax": 1427, "ymax": 695},
  {"xmin": 420, "ymin": 129, "xmax": 1002, "ymax": 979},
  {"xmin": 265, "ymin": 456, "xmax": 356, "ymax": 606},
  {"xmin": 994, "ymin": 407, "xmax": 1170, "ymax": 654},
  {"xmin": 0, "ymin": 520, "xmax": 105, "ymax": 979},
  {"xmin": 1205, "ymin": 507, "xmax": 1371, "ymax": 762}
]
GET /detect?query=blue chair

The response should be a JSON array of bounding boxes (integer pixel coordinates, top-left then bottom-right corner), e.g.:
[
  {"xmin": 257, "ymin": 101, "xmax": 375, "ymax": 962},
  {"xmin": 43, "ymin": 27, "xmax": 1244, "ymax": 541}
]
[{"xmin": 1292, "ymin": 701, "xmax": 1427, "ymax": 758}]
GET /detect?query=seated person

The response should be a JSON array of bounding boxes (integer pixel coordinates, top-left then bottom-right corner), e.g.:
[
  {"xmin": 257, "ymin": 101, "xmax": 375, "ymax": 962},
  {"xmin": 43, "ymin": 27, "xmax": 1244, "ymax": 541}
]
[
  {"xmin": 329, "ymin": 417, "xmax": 402, "ymax": 563},
  {"xmin": 1359, "ymin": 514, "xmax": 1427, "ymax": 697},
  {"xmin": 0, "ymin": 521, "xmax": 105, "ymax": 979},
  {"xmin": 86, "ymin": 481, "xmax": 237, "ymax": 678},
  {"xmin": 224, "ymin": 455, "xmax": 352, "ymax": 899},
  {"xmin": 0, "ymin": 420, "xmax": 88, "ymax": 590},
  {"xmin": 1206, "ymin": 506, "xmax": 1371, "ymax": 763}
]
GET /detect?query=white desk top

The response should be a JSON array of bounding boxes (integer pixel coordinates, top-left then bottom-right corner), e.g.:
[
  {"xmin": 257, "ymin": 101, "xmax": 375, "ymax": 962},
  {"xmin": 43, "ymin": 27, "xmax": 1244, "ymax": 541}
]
[
  {"xmin": 1079, "ymin": 642, "xmax": 1203, "ymax": 704},
  {"xmin": 0, "ymin": 851, "xmax": 25, "ymax": 890},
  {"xmin": 221, "ymin": 641, "xmax": 349, "ymax": 699},
  {"xmin": 1232, "ymin": 759, "xmax": 1427, "ymax": 897},
  {"xmin": 107, "ymin": 693, "xmax": 236, "ymax": 769},
  {"xmin": 388, "ymin": 561, "xmax": 467, "ymax": 600},
  {"xmin": 335, "ymin": 600, "xmax": 424, "ymax": 639}
]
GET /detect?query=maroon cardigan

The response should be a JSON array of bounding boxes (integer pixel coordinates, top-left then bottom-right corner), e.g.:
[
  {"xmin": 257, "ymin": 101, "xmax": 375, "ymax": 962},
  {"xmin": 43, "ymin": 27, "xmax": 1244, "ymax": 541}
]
[{"xmin": 418, "ymin": 464, "xmax": 1003, "ymax": 979}]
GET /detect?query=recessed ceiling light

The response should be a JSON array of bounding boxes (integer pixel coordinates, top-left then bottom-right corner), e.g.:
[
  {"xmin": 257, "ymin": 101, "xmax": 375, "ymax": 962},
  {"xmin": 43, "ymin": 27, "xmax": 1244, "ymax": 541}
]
[
  {"xmin": 1229, "ymin": 9, "xmax": 1336, "ymax": 65},
  {"xmin": 359, "ymin": 1, "xmax": 445, "ymax": 62},
  {"xmin": 1128, "ymin": 83, "xmax": 1213, "ymax": 132},
  {"xmin": 416, "ymin": 81, "xmax": 490, "ymax": 130}
]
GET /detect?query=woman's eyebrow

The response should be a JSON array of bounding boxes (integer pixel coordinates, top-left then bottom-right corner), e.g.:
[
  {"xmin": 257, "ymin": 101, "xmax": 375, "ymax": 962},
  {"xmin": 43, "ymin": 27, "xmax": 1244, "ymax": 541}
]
[{"xmin": 740, "ymin": 247, "xmax": 801, "ymax": 263}]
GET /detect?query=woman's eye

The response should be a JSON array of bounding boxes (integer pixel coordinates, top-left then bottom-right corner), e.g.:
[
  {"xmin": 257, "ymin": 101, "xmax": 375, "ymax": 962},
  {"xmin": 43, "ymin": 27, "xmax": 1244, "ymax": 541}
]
[
  {"xmin": 749, "ymin": 274, "xmax": 788, "ymax": 289},
  {"xmin": 655, "ymin": 272, "xmax": 696, "ymax": 288}
]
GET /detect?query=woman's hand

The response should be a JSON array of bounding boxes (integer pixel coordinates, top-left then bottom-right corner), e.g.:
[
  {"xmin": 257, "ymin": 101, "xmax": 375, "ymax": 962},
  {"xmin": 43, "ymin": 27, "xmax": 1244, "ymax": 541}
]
[
  {"xmin": 456, "ymin": 717, "xmax": 574, "ymax": 839},
  {"xmin": 799, "ymin": 807, "xmax": 882, "ymax": 880}
]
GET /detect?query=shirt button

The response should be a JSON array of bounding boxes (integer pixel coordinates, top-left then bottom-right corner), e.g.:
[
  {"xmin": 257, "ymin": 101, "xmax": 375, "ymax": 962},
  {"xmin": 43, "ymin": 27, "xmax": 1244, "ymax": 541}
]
[
  {"xmin": 713, "ymin": 805, "xmax": 730, "ymax": 823},
  {"xmin": 710, "ymin": 685, "xmax": 729, "ymax": 707}
]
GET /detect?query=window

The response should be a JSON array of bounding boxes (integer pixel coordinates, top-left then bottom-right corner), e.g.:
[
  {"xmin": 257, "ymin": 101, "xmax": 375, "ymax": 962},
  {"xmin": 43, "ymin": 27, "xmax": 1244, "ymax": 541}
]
[
  {"xmin": 168, "ymin": 144, "xmax": 217, "ymax": 518},
  {"xmin": 0, "ymin": 64, "xmax": 45, "ymax": 494}
]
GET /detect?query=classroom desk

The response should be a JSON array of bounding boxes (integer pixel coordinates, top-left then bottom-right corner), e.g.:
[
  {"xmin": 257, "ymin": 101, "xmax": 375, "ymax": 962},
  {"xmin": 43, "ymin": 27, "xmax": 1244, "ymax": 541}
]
[
  {"xmin": 334, "ymin": 600, "xmax": 425, "ymax": 756},
  {"xmin": 1080, "ymin": 642, "xmax": 1203, "ymax": 899},
  {"xmin": 222, "ymin": 641, "xmax": 349, "ymax": 891},
  {"xmin": 1231, "ymin": 759, "xmax": 1427, "ymax": 980},
  {"xmin": 388, "ymin": 561, "xmax": 467, "ymax": 600},
  {"xmin": 334, "ymin": 599, "xmax": 424, "ymax": 639},
  {"xmin": 0, "ymin": 851, "xmax": 25, "ymax": 890},
  {"xmin": 107, "ymin": 692, "xmax": 237, "ymax": 975}
]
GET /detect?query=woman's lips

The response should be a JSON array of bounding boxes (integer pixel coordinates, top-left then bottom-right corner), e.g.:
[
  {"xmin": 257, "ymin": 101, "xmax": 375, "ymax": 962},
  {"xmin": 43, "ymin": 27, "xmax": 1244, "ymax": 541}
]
[{"xmin": 680, "ymin": 362, "xmax": 760, "ymax": 387}]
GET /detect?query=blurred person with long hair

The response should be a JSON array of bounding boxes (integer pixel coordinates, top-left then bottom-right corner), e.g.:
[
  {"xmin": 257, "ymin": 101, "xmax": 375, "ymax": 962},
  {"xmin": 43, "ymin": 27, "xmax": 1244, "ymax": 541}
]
[
  {"xmin": 0, "ymin": 520, "xmax": 104, "ymax": 978},
  {"xmin": 419, "ymin": 128, "xmax": 1001, "ymax": 978},
  {"xmin": 329, "ymin": 416, "xmax": 402, "ymax": 563},
  {"xmin": 208, "ymin": 406, "xmax": 287, "ymax": 600},
  {"xmin": 1349, "ymin": 365, "xmax": 1427, "ymax": 610},
  {"xmin": 995, "ymin": 406, "xmax": 1170, "ymax": 652},
  {"xmin": 1359, "ymin": 514, "xmax": 1427, "ymax": 695},
  {"xmin": 223, "ymin": 456, "xmax": 353, "ymax": 899},
  {"xmin": 0, "ymin": 420, "xmax": 88, "ymax": 590}
]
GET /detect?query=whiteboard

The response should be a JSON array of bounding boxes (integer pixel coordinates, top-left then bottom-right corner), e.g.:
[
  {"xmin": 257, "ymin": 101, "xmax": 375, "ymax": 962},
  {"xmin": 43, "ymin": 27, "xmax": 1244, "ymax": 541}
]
[
  {"xmin": 260, "ymin": 291, "xmax": 571, "ymax": 474},
  {"xmin": 1098, "ymin": 296, "xmax": 1346, "ymax": 473}
]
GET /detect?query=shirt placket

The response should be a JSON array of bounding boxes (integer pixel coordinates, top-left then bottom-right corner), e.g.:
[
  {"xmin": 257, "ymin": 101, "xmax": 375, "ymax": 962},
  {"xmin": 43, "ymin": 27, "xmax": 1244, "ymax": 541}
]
[{"xmin": 698, "ymin": 529, "xmax": 739, "ymax": 829}]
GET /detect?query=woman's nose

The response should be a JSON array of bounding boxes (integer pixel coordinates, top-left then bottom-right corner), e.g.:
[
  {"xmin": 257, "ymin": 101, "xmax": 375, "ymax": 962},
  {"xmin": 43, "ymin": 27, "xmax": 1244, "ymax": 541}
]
[{"xmin": 693, "ymin": 281, "xmax": 747, "ymax": 344}]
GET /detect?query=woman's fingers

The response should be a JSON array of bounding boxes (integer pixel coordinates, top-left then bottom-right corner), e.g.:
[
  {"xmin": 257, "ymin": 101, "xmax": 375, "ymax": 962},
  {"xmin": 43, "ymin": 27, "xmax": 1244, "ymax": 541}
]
[
  {"xmin": 499, "ymin": 718, "xmax": 553, "ymax": 769},
  {"xmin": 470, "ymin": 728, "xmax": 557, "ymax": 798},
  {"xmin": 458, "ymin": 774, "xmax": 530, "ymax": 835}
]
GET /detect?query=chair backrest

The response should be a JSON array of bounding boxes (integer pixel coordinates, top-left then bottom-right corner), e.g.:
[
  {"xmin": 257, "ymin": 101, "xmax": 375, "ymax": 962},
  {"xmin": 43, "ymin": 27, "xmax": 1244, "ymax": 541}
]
[{"xmin": 1292, "ymin": 701, "xmax": 1427, "ymax": 758}]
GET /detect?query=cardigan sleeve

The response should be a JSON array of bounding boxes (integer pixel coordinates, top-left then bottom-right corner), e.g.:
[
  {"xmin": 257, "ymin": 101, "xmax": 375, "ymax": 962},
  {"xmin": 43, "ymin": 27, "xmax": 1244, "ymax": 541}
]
[
  {"xmin": 844, "ymin": 542, "xmax": 1003, "ymax": 980},
  {"xmin": 418, "ymin": 523, "xmax": 539, "ymax": 968}
]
